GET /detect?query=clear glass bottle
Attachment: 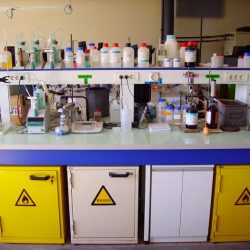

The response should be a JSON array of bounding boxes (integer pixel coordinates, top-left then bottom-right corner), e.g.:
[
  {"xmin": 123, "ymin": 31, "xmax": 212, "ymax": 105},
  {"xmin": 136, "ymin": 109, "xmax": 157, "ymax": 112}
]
[
  {"xmin": 185, "ymin": 102, "xmax": 198, "ymax": 129},
  {"xmin": 0, "ymin": 47, "xmax": 12, "ymax": 69}
]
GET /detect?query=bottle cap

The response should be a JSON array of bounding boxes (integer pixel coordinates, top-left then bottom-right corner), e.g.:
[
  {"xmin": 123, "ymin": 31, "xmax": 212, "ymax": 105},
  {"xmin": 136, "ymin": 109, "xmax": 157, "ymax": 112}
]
[
  {"xmin": 244, "ymin": 52, "xmax": 250, "ymax": 56},
  {"xmin": 103, "ymin": 43, "xmax": 109, "ymax": 47},
  {"xmin": 140, "ymin": 42, "xmax": 147, "ymax": 47},
  {"xmin": 159, "ymin": 99, "xmax": 165, "ymax": 102},
  {"xmin": 175, "ymin": 106, "xmax": 181, "ymax": 110},
  {"xmin": 78, "ymin": 47, "xmax": 83, "ymax": 51},
  {"xmin": 239, "ymin": 55, "xmax": 243, "ymax": 58},
  {"xmin": 125, "ymin": 43, "xmax": 131, "ymax": 47},
  {"xmin": 187, "ymin": 41, "xmax": 193, "ymax": 47},
  {"xmin": 34, "ymin": 40, "xmax": 40, "ymax": 45},
  {"xmin": 20, "ymin": 41, "xmax": 25, "ymax": 45},
  {"xmin": 192, "ymin": 41, "xmax": 198, "ymax": 47},
  {"xmin": 66, "ymin": 47, "xmax": 72, "ymax": 52},
  {"xmin": 166, "ymin": 35, "xmax": 176, "ymax": 40},
  {"xmin": 88, "ymin": 43, "xmax": 95, "ymax": 47},
  {"xmin": 85, "ymin": 49, "xmax": 90, "ymax": 54},
  {"xmin": 217, "ymin": 51, "xmax": 224, "ymax": 56},
  {"xmin": 180, "ymin": 42, "xmax": 188, "ymax": 47},
  {"xmin": 113, "ymin": 43, "xmax": 119, "ymax": 47},
  {"xmin": 166, "ymin": 106, "xmax": 174, "ymax": 110}
]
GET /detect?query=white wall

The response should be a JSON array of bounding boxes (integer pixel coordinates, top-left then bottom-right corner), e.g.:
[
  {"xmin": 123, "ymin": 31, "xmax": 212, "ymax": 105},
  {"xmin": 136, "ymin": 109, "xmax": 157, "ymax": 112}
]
[{"xmin": 0, "ymin": 0, "xmax": 161, "ymax": 51}]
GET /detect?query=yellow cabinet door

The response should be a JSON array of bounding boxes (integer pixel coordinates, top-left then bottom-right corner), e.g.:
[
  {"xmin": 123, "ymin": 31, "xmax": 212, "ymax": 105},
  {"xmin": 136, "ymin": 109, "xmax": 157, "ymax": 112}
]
[
  {"xmin": 210, "ymin": 166, "xmax": 250, "ymax": 242},
  {"xmin": 0, "ymin": 166, "xmax": 65, "ymax": 243}
]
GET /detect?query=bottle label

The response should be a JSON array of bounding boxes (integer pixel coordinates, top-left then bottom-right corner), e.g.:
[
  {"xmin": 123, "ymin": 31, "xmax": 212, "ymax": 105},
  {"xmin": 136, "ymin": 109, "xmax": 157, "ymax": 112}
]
[
  {"xmin": 185, "ymin": 50, "xmax": 196, "ymax": 63},
  {"xmin": 186, "ymin": 112, "xmax": 198, "ymax": 126},
  {"xmin": 174, "ymin": 114, "xmax": 181, "ymax": 120},
  {"xmin": 206, "ymin": 111, "xmax": 212, "ymax": 124}
]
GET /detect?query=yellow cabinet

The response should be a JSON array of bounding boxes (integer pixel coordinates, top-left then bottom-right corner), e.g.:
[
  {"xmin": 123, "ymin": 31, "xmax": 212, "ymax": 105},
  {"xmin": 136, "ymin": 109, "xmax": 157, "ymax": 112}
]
[
  {"xmin": 210, "ymin": 165, "xmax": 250, "ymax": 242},
  {"xmin": 0, "ymin": 166, "xmax": 66, "ymax": 243}
]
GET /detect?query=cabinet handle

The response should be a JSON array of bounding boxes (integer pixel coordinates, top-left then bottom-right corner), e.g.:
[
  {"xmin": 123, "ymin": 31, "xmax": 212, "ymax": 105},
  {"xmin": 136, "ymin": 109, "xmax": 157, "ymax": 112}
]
[
  {"xmin": 109, "ymin": 172, "xmax": 130, "ymax": 178},
  {"xmin": 29, "ymin": 175, "xmax": 50, "ymax": 181}
]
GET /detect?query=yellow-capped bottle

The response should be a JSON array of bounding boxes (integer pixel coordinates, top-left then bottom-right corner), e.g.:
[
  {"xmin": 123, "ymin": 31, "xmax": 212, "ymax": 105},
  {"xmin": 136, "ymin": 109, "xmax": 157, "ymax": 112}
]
[{"xmin": 0, "ymin": 47, "xmax": 12, "ymax": 69}]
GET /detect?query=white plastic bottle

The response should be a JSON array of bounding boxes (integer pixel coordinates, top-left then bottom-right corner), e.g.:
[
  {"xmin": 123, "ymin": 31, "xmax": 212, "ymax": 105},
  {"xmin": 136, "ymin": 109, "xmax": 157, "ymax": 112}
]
[
  {"xmin": 84, "ymin": 49, "xmax": 91, "ymax": 68},
  {"xmin": 156, "ymin": 99, "xmax": 166, "ymax": 122},
  {"xmin": 211, "ymin": 53, "xmax": 219, "ymax": 68},
  {"xmin": 243, "ymin": 52, "xmax": 250, "ymax": 68},
  {"xmin": 64, "ymin": 47, "xmax": 74, "ymax": 68},
  {"xmin": 164, "ymin": 35, "xmax": 178, "ymax": 59},
  {"xmin": 237, "ymin": 55, "xmax": 244, "ymax": 68},
  {"xmin": 120, "ymin": 105, "xmax": 132, "ymax": 131},
  {"xmin": 122, "ymin": 43, "xmax": 134, "ymax": 67},
  {"xmin": 90, "ymin": 46, "xmax": 100, "ymax": 67},
  {"xmin": 100, "ymin": 43, "xmax": 110, "ymax": 68},
  {"xmin": 110, "ymin": 43, "xmax": 122, "ymax": 67},
  {"xmin": 138, "ymin": 42, "xmax": 149, "ymax": 67},
  {"xmin": 179, "ymin": 42, "xmax": 187, "ymax": 67},
  {"xmin": 76, "ymin": 47, "xmax": 85, "ymax": 68}
]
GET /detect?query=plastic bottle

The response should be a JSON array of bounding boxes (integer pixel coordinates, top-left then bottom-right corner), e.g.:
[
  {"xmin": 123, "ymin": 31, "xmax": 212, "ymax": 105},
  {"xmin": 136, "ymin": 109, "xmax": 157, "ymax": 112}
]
[
  {"xmin": 185, "ymin": 42, "xmax": 196, "ymax": 67},
  {"xmin": 156, "ymin": 99, "xmax": 166, "ymax": 122},
  {"xmin": 138, "ymin": 42, "xmax": 149, "ymax": 67},
  {"xmin": 185, "ymin": 102, "xmax": 198, "ymax": 129},
  {"xmin": 84, "ymin": 49, "xmax": 91, "ymax": 68},
  {"xmin": 164, "ymin": 35, "xmax": 178, "ymax": 59},
  {"xmin": 64, "ymin": 47, "xmax": 74, "ymax": 68},
  {"xmin": 33, "ymin": 40, "xmax": 43, "ymax": 65},
  {"xmin": 243, "ymin": 52, "xmax": 250, "ymax": 68},
  {"xmin": 94, "ymin": 107, "xmax": 102, "ymax": 122},
  {"xmin": 51, "ymin": 39, "xmax": 61, "ymax": 63},
  {"xmin": 122, "ymin": 43, "xmax": 134, "ymax": 67},
  {"xmin": 217, "ymin": 51, "xmax": 224, "ymax": 67},
  {"xmin": 0, "ymin": 47, "xmax": 12, "ymax": 69},
  {"xmin": 206, "ymin": 99, "xmax": 218, "ymax": 129},
  {"xmin": 55, "ymin": 113, "xmax": 69, "ymax": 136},
  {"xmin": 19, "ymin": 41, "xmax": 28, "ymax": 66},
  {"xmin": 100, "ymin": 43, "xmax": 110, "ymax": 68},
  {"xmin": 179, "ymin": 42, "xmax": 187, "ymax": 66},
  {"xmin": 76, "ymin": 47, "xmax": 85, "ymax": 68},
  {"xmin": 237, "ymin": 55, "xmax": 244, "ymax": 68},
  {"xmin": 164, "ymin": 105, "xmax": 174, "ymax": 122},
  {"xmin": 173, "ymin": 58, "xmax": 181, "ymax": 67},
  {"xmin": 110, "ymin": 43, "xmax": 122, "ymax": 67},
  {"xmin": 156, "ymin": 44, "xmax": 167, "ymax": 67},
  {"xmin": 88, "ymin": 43, "xmax": 95, "ymax": 50},
  {"xmin": 90, "ymin": 46, "xmax": 100, "ymax": 67},
  {"xmin": 211, "ymin": 53, "xmax": 219, "ymax": 68},
  {"xmin": 163, "ymin": 58, "xmax": 173, "ymax": 67},
  {"xmin": 174, "ymin": 106, "xmax": 181, "ymax": 123},
  {"xmin": 120, "ymin": 105, "xmax": 132, "ymax": 131},
  {"xmin": 192, "ymin": 42, "xmax": 200, "ymax": 65}
]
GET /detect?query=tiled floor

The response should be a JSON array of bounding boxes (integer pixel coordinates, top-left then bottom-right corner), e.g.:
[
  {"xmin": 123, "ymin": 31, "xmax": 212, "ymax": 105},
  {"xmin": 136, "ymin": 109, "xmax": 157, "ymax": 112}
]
[{"xmin": 0, "ymin": 242, "xmax": 250, "ymax": 250}]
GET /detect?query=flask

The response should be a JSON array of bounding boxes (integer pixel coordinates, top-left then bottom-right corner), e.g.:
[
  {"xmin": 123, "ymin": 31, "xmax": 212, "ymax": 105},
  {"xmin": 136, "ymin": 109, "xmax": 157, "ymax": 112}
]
[
  {"xmin": 211, "ymin": 53, "xmax": 219, "ymax": 68},
  {"xmin": 243, "ymin": 52, "xmax": 250, "ymax": 68},
  {"xmin": 138, "ymin": 43, "xmax": 149, "ymax": 67},
  {"xmin": 237, "ymin": 55, "xmax": 244, "ymax": 68},
  {"xmin": 185, "ymin": 102, "xmax": 198, "ymax": 129},
  {"xmin": 76, "ymin": 47, "xmax": 85, "ymax": 68},
  {"xmin": 110, "ymin": 43, "xmax": 122, "ymax": 67},
  {"xmin": 156, "ymin": 99, "xmax": 166, "ymax": 122},
  {"xmin": 100, "ymin": 43, "xmax": 110, "ymax": 68},
  {"xmin": 0, "ymin": 47, "xmax": 12, "ymax": 69},
  {"xmin": 156, "ymin": 43, "xmax": 167, "ymax": 67},
  {"xmin": 122, "ymin": 43, "xmax": 134, "ymax": 67},
  {"xmin": 206, "ymin": 99, "xmax": 218, "ymax": 129},
  {"xmin": 64, "ymin": 47, "xmax": 74, "ymax": 68},
  {"xmin": 84, "ymin": 49, "xmax": 91, "ymax": 68},
  {"xmin": 164, "ymin": 35, "xmax": 178, "ymax": 59},
  {"xmin": 90, "ymin": 46, "xmax": 100, "ymax": 67},
  {"xmin": 185, "ymin": 42, "xmax": 196, "ymax": 67}
]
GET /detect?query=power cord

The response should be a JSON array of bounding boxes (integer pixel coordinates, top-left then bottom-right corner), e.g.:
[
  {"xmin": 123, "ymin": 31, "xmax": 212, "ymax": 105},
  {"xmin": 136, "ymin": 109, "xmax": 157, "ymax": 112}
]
[
  {"xmin": 119, "ymin": 75, "xmax": 124, "ymax": 109},
  {"xmin": 17, "ymin": 76, "xmax": 26, "ymax": 127},
  {"xmin": 124, "ymin": 75, "xmax": 134, "ymax": 98}
]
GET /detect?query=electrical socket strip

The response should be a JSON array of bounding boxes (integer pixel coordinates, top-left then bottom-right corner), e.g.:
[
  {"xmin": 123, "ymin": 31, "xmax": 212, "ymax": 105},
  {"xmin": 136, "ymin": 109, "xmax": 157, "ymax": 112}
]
[
  {"xmin": 113, "ymin": 72, "xmax": 139, "ymax": 82},
  {"xmin": 8, "ymin": 73, "xmax": 30, "ymax": 84}
]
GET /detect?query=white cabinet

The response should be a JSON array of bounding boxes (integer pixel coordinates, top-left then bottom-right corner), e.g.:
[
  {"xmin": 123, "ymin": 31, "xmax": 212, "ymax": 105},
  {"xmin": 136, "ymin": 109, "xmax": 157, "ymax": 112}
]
[
  {"xmin": 144, "ymin": 165, "xmax": 213, "ymax": 243},
  {"xmin": 67, "ymin": 166, "xmax": 139, "ymax": 244}
]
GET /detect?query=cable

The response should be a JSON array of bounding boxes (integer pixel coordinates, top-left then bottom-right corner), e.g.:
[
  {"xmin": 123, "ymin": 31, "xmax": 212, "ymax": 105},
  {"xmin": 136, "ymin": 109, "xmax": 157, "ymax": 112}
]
[
  {"xmin": 17, "ymin": 76, "xmax": 25, "ymax": 127},
  {"xmin": 120, "ymin": 75, "xmax": 124, "ymax": 109},
  {"xmin": 125, "ymin": 75, "xmax": 134, "ymax": 98}
]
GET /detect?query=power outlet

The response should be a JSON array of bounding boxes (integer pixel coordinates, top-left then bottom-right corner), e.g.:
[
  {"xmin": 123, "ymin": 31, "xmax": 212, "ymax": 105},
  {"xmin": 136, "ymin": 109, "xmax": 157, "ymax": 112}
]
[
  {"xmin": 224, "ymin": 72, "xmax": 249, "ymax": 82},
  {"xmin": 9, "ymin": 73, "xmax": 30, "ymax": 84},
  {"xmin": 114, "ymin": 72, "xmax": 139, "ymax": 82}
]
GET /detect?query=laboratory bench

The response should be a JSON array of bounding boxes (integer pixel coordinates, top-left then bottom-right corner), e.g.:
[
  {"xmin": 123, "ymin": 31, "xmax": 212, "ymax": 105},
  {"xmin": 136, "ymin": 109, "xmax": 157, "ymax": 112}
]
[{"xmin": 0, "ymin": 126, "xmax": 249, "ymax": 166}]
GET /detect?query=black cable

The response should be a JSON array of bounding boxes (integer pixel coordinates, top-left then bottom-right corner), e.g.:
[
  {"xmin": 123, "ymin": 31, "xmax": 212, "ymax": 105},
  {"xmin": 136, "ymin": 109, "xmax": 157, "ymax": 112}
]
[
  {"xmin": 120, "ymin": 76, "xmax": 124, "ymax": 109},
  {"xmin": 125, "ymin": 76, "xmax": 134, "ymax": 98}
]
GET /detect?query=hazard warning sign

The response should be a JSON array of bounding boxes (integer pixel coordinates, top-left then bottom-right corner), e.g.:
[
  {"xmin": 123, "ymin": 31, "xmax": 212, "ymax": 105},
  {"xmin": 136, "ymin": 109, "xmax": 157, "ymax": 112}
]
[
  {"xmin": 15, "ymin": 189, "xmax": 36, "ymax": 207},
  {"xmin": 91, "ymin": 185, "xmax": 116, "ymax": 206},
  {"xmin": 235, "ymin": 188, "xmax": 250, "ymax": 206}
]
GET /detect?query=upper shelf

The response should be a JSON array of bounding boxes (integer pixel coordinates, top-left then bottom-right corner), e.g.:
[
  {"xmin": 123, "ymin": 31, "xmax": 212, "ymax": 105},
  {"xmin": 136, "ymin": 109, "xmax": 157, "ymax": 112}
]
[{"xmin": 0, "ymin": 67, "xmax": 250, "ymax": 85}]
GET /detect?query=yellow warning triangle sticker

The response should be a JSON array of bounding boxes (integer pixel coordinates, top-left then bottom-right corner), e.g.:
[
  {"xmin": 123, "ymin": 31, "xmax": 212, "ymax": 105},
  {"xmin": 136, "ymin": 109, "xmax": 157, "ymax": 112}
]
[
  {"xmin": 91, "ymin": 185, "xmax": 116, "ymax": 206},
  {"xmin": 15, "ymin": 189, "xmax": 36, "ymax": 207},
  {"xmin": 235, "ymin": 188, "xmax": 250, "ymax": 205}
]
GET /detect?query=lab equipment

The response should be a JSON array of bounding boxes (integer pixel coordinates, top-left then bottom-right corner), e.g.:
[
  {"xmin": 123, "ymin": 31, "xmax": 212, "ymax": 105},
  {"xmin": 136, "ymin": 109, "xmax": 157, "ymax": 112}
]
[
  {"xmin": 110, "ymin": 43, "xmax": 122, "ymax": 67},
  {"xmin": 185, "ymin": 102, "xmax": 198, "ymax": 129},
  {"xmin": 185, "ymin": 42, "xmax": 196, "ymax": 67},
  {"xmin": 76, "ymin": 47, "xmax": 85, "ymax": 68},
  {"xmin": 54, "ymin": 111, "xmax": 69, "ymax": 136},
  {"xmin": 164, "ymin": 35, "xmax": 178, "ymax": 59},
  {"xmin": 123, "ymin": 43, "xmax": 134, "ymax": 67},
  {"xmin": 64, "ymin": 47, "xmax": 74, "ymax": 68},
  {"xmin": 156, "ymin": 42, "xmax": 167, "ymax": 67},
  {"xmin": 71, "ymin": 121, "xmax": 103, "ymax": 133},
  {"xmin": 100, "ymin": 43, "xmax": 110, "ymax": 68},
  {"xmin": 0, "ymin": 47, "xmax": 12, "ymax": 69}
]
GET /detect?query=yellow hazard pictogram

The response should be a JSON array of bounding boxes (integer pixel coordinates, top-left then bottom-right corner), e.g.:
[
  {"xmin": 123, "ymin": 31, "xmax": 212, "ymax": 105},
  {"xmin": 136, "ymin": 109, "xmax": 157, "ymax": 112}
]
[
  {"xmin": 235, "ymin": 188, "xmax": 250, "ymax": 205},
  {"xmin": 91, "ymin": 185, "xmax": 116, "ymax": 206},
  {"xmin": 15, "ymin": 189, "xmax": 36, "ymax": 207}
]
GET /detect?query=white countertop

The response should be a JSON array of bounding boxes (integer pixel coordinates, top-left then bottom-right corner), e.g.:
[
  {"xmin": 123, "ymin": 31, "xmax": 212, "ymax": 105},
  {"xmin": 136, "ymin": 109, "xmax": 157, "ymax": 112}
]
[{"xmin": 0, "ymin": 126, "xmax": 249, "ymax": 150}]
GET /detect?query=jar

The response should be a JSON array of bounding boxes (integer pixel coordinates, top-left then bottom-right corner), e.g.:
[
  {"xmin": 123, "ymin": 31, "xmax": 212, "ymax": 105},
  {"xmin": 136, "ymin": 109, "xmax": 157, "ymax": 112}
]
[
  {"xmin": 164, "ymin": 105, "xmax": 174, "ymax": 122},
  {"xmin": 185, "ymin": 42, "xmax": 196, "ymax": 67},
  {"xmin": 156, "ymin": 99, "xmax": 166, "ymax": 122},
  {"xmin": 174, "ymin": 106, "xmax": 181, "ymax": 123},
  {"xmin": 206, "ymin": 102, "xmax": 218, "ymax": 129},
  {"xmin": 163, "ymin": 58, "xmax": 173, "ymax": 67},
  {"xmin": 185, "ymin": 103, "xmax": 198, "ymax": 129}
]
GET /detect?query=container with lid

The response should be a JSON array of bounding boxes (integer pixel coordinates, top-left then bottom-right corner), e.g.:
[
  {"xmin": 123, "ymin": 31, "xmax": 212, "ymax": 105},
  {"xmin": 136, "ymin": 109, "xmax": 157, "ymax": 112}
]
[
  {"xmin": 174, "ymin": 106, "xmax": 181, "ymax": 123},
  {"xmin": 164, "ymin": 35, "xmax": 178, "ymax": 59},
  {"xmin": 110, "ymin": 43, "xmax": 122, "ymax": 67},
  {"xmin": 185, "ymin": 42, "xmax": 196, "ymax": 67},
  {"xmin": 138, "ymin": 43, "xmax": 149, "ymax": 67},
  {"xmin": 243, "ymin": 52, "xmax": 250, "ymax": 68},
  {"xmin": 156, "ymin": 99, "xmax": 166, "ymax": 122},
  {"xmin": 100, "ymin": 43, "xmax": 110, "ymax": 68},
  {"xmin": 123, "ymin": 43, "xmax": 134, "ymax": 67},
  {"xmin": 64, "ymin": 47, "xmax": 74, "ymax": 68},
  {"xmin": 185, "ymin": 102, "xmax": 198, "ymax": 129},
  {"xmin": 164, "ymin": 105, "xmax": 174, "ymax": 122}
]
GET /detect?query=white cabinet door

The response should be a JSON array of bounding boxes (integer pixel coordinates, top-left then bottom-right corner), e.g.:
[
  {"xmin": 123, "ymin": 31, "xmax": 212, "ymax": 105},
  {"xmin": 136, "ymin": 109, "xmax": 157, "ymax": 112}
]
[
  {"xmin": 68, "ymin": 167, "xmax": 138, "ymax": 242},
  {"xmin": 150, "ymin": 171, "xmax": 182, "ymax": 238},
  {"xmin": 180, "ymin": 170, "xmax": 213, "ymax": 237}
]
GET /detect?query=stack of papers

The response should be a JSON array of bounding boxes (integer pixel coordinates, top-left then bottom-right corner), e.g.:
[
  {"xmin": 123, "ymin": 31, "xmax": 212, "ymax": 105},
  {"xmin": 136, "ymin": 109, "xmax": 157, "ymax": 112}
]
[{"xmin": 148, "ymin": 123, "xmax": 171, "ymax": 132}]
